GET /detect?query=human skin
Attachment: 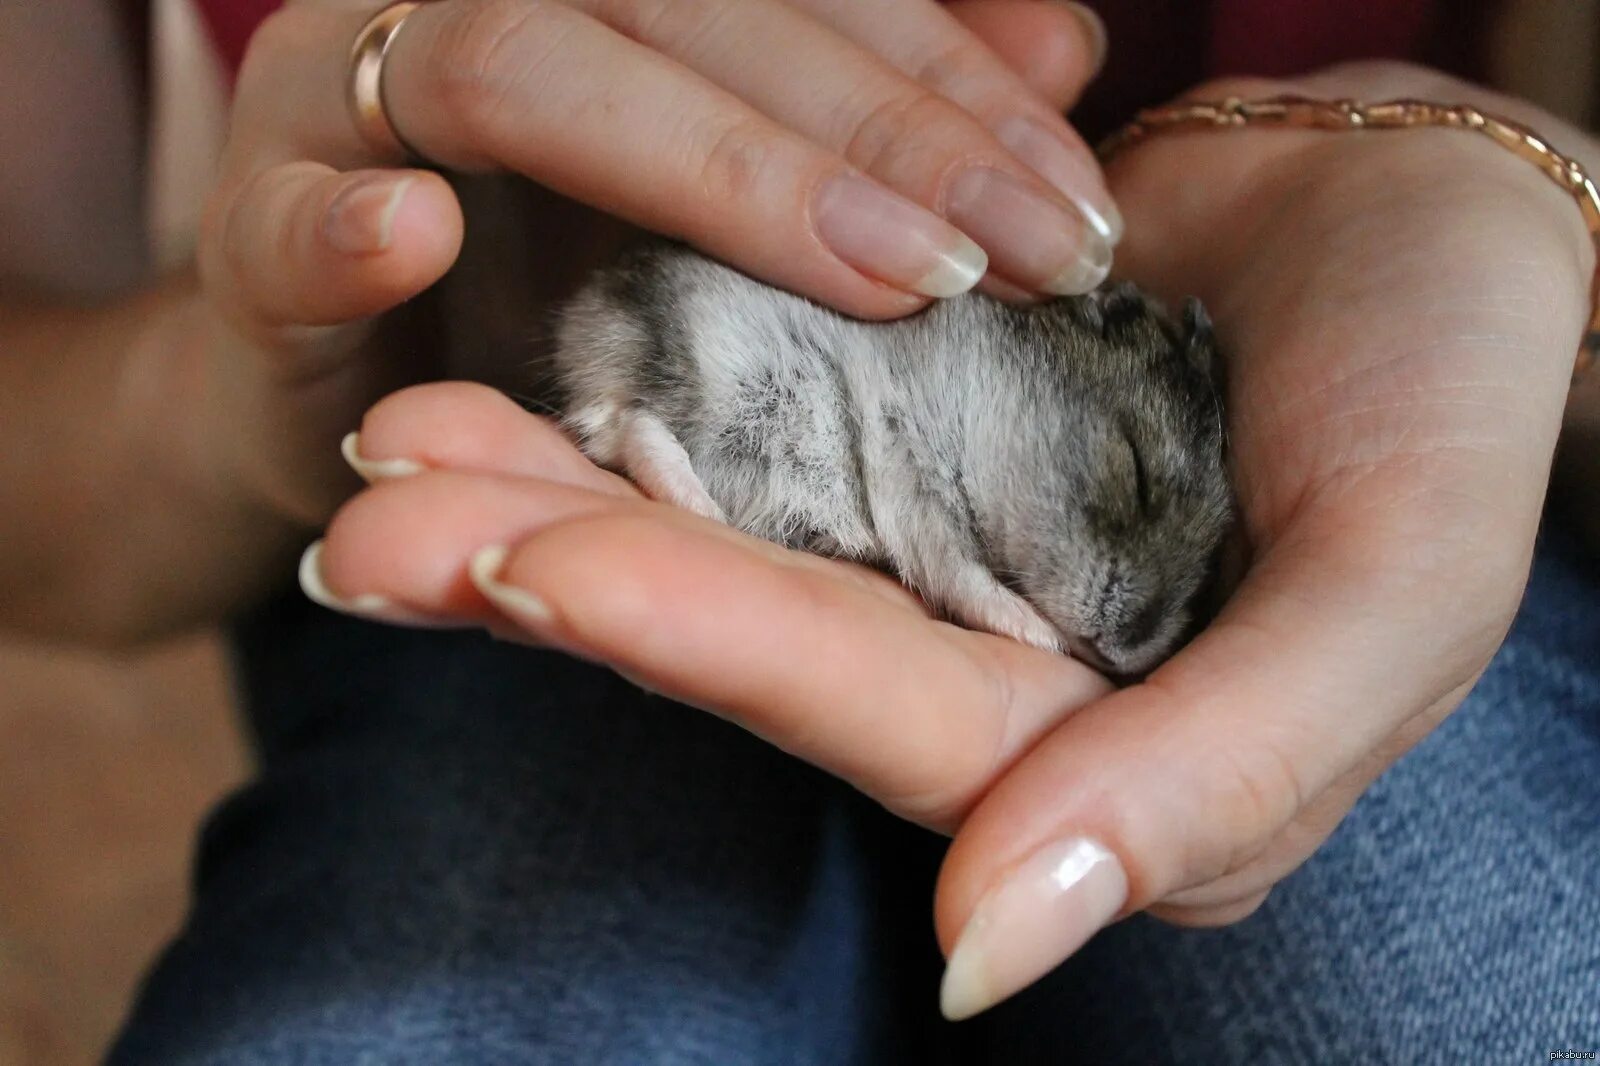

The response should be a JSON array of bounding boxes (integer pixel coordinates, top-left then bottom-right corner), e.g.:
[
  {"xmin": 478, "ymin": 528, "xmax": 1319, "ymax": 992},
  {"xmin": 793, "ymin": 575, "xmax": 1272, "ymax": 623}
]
[
  {"xmin": 308, "ymin": 61, "xmax": 1598, "ymax": 1016},
  {"xmin": 0, "ymin": 0, "xmax": 1110, "ymax": 643}
]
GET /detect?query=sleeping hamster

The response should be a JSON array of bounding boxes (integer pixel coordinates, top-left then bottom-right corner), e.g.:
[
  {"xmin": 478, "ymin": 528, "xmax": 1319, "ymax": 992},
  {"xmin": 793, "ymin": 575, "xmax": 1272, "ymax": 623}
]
[{"xmin": 552, "ymin": 243, "xmax": 1232, "ymax": 674}]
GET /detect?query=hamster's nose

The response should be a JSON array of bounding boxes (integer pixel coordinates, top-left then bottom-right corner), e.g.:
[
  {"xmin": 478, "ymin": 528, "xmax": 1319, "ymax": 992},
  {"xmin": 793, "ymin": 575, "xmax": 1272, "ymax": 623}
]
[{"xmin": 1119, "ymin": 596, "xmax": 1168, "ymax": 650}]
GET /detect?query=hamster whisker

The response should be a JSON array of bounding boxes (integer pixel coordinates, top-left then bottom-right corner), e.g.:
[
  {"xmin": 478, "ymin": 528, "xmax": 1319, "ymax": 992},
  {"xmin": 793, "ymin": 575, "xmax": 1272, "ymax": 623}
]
[{"xmin": 505, "ymin": 390, "xmax": 563, "ymax": 419}]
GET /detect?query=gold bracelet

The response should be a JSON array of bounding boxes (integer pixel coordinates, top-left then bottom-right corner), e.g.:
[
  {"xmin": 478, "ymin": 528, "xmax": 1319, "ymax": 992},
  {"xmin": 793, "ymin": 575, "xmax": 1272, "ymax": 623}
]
[{"xmin": 1100, "ymin": 96, "xmax": 1600, "ymax": 380}]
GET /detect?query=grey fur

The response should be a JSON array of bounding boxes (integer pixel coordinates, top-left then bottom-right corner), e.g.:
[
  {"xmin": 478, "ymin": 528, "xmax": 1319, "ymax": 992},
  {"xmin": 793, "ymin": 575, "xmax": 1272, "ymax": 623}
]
[{"xmin": 552, "ymin": 243, "xmax": 1233, "ymax": 674}]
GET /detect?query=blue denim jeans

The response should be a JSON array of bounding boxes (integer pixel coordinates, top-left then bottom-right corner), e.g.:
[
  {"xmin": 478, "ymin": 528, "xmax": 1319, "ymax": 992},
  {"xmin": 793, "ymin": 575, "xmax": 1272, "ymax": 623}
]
[{"xmin": 110, "ymin": 527, "xmax": 1600, "ymax": 1064}]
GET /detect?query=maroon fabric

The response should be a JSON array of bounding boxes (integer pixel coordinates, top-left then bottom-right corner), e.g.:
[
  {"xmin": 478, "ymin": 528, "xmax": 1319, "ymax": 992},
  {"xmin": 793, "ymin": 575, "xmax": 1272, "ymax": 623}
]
[
  {"xmin": 177, "ymin": 0, "xmax": 1495, "ymax": 129},
  {"xmin": 1072, "ymin": 0, "xmax": 1212, "ymax": 141},
  {"xmin": 190, "ymin": 0, "xmax": 281, "ymax": 81},
  {"xmin": 1208, "ymin": 0, "xmax": 1436, "ymax": 76}
]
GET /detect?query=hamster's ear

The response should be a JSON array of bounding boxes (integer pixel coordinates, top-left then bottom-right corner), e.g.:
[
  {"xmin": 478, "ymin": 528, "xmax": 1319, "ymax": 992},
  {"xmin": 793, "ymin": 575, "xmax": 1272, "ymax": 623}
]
[{"xmin": 1181, "ymin": 297, "xmax": 1216, "ymax": 377}]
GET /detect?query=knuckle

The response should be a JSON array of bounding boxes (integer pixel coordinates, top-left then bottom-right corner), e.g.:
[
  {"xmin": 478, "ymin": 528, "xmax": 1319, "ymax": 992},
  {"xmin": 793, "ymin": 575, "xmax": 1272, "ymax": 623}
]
[
  {"xmin": 225, "ymin": 166, "xmax": 308, "ymax": 272},
  {"xmin": 690, "ymin": 116, "xmax": 782, "ymax": 208},
  {"xmin": 840, "ymin": 89, "xmax": 979, "ymax": 188},
  {"xmin": 202, "ymin": 163, "xmax": 331, "ymax": 334},
  {"xmin": 324, "ymin": 473, "xmax": 467, "ymax": 580},
  {"xmin": 589, "ymin": 0, "xmax": 722, "ymax": 53},
  {"xmin": 911, "ymin": 41, "xmax": 1002, "ymax": 111},
  {"xmin": 1129, "ymin": 682, "xmax": 1305, "ymax": 895},
  {"xmin": 873, "ymin": 643, "xmax": 1028, "ymax": 832},
  {"xmin": 428, "ymin": 0, "xmax": 558, "ymax": 135},
  {"xmin": 1207, "ymin": 735, "xmax": 1307, "ymax": 858},
  {"xmin": 210, "ymin": 166, "xmax": 276, "ymax": 287}
]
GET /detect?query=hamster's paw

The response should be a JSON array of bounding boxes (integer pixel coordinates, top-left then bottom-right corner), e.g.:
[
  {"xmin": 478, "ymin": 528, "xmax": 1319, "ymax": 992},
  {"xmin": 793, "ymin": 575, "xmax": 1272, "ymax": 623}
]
[
  {"xmin": 618, "ymin": 408, "xmax": 728, "ymax": 524},
  {"xmin": 942, "ymin": 579, "xmax": 1063, "ymax": 655},
  {"xmin": 1077, "ymin": 281, "xmax": 1151, "ymax": 335}
]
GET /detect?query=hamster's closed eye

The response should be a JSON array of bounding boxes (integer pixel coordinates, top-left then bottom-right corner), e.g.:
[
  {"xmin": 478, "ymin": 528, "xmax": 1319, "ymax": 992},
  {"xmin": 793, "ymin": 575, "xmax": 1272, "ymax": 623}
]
[{"xmin": 550, "ymin": 242, "xmax": 1236, "ymax": 673}]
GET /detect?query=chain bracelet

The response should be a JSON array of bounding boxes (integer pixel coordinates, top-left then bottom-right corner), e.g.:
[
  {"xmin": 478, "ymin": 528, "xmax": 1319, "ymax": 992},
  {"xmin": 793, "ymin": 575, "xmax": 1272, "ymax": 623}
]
[{"xmin": 1099, "ymin": 95, "xmax": 1600, "ymax": 380}]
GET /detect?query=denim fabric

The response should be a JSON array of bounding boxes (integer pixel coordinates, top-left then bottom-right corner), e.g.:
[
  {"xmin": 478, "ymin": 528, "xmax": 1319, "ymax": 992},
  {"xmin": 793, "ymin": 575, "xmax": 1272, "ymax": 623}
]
[{"xmin": 110, "ymin": 528, "xmax": 1600, "ymax": 1064}]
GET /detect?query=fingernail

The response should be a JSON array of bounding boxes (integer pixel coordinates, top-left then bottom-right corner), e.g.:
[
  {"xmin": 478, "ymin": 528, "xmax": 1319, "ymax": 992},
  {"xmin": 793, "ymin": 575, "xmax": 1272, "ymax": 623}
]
[
  {"xmin": 814, "ymin": 173, "xmax": 989, "ymax": 298},
  {"xmin": 322, "ymin": 175, "xmax": 414, "ymax": 256},
  {"xmin": 1058, "ymin": 2, "xmax": 1108, "ymax": 76},
  {"xmin": 342, "ymin": 431, "xmax": 425, "ymax": 483},
  {"xmin": 993, "ymin": 115, "xmax": 1124, "ymax": 245},
  {"xmin": 939, "ymin": 836, "xmax": 1127, "ymax": 1021},
  {"xmin": 944, "ymin": 167, "xmax": 1112, "ymax": 296},
  {"xmin": 468, "ymin": 544, "xmax": 554, "ymax": 626},
  {"xmin": 469, "ymin": 545, "xmax": 602, "ymax": 658},
  {"xmin": 298, "ymin": 541, "xmax": 457, "ymax": 627}
]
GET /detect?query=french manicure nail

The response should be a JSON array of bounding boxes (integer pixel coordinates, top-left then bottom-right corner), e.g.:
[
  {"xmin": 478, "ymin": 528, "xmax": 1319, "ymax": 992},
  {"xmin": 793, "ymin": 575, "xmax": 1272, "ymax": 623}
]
[
  {"xmin": 321, "ymin": 175, "xmax": 413, "ymax": 257},
  {"xmin": 940, "ymin": 836, "xmax": 1127, "ymax": 1021},
  {"xmin": 814, "ymin": 173, "xmax": 989, "ymax": 298},
  {"xmin": 470, "ymin": 545, "xmax": 604, "ymax": 658},
  {"xmin": 298, "ymin": 540, "xmax": 457, "ymax": 627},
  {"xmin": 993, "ymin": 115, "xmax": 1124, "ymax": 245},
  {"xmin": 1058, "ymin": 2, "xmax": 1109, "ymax": 76},
  {"xmin": 944, "ymin": 167, "xmax": 1112, "ymax": 296},
  {"xmin": 341, "ymin": 431, "xmax": 425, "ymax": 483},
  {"xmin": 300, "ymin": 540, "xmax": 395, "ymax": 616},
  {"xmin": 468, "ymin": 544, "xmax": 554, "ymax": 626}
]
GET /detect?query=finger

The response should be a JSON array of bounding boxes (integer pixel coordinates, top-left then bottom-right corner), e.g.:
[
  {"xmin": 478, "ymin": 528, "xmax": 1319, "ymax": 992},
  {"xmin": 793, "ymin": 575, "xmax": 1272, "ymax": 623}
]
[
  {"xmin": 786, "ymin": 0, "xmax": 1119, "ymax": 239},
  {"xmin": 235, "ymin": 1, "xmax": 979, "ymax": 317},
  {"xmin": 344, "ymin": 381, "xmax": 635, "ymax": 497},
  {"xmin": 1152, "ymin": 681, "xmax": 1468, "ymax": 915},
  {"xmin": 943, "ymin": 1, "xmax": 1106, "ymax": 110},
  {"xmin": 372, "ymin": 0, "xmax": 998, "ymax": 315},
  {"xmin": 317, "ymin": 470, "xmax": 926, "ymax": 626},
  {"xmin": 200, "ymin": 162, "xmax": 462, "ymax": 344},
  {"xmin": 558, "ymin": 0, "xmax": 1113, "ymax": 291},
  {"xmin": 312, "ymin": 468, "xmax": 1111, "ymax": 829},
  {"xmin": 930, "ymin": 506, "xmax": 1520, "ymax": 1020}
]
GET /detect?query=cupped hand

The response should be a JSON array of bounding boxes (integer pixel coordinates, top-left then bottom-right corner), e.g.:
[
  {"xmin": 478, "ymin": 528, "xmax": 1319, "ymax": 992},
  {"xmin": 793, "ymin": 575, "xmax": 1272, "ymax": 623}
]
[
  {"xmin": 306, "ymin": 60, "xmax": 1597, "ymax": 1020},
  {"xmin": 192, "ymin": 0, "xmax": 1117, "ymax": 535}
]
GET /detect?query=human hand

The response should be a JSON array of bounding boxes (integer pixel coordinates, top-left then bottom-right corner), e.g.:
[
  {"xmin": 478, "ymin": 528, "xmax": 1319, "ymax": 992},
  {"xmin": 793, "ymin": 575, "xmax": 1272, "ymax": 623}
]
[
  {"xmin": 192, "ymin": 0, "xmax": 1118, "ymax": 534},
  {"xmin": 303, "ymin": 60, "xmax": 1596, "ymax": 1019},
  {"xmin": 931, "ymin": 60, "xmax": 1595, "ymax": 1013}
]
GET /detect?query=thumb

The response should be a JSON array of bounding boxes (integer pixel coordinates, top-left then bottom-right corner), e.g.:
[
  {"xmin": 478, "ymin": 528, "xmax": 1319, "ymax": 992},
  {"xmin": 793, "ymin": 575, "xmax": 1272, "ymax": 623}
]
[
  {"xmin": 200, "ymin": 161, "xmax": 462, "ymax": 352},
  {"xmin": 930, "ymin": 504, "xmax": 1526, "ymax": 1020},
  {"xmin": 192, "ymin": 160, "xmax": 464, "ymax": 523}
]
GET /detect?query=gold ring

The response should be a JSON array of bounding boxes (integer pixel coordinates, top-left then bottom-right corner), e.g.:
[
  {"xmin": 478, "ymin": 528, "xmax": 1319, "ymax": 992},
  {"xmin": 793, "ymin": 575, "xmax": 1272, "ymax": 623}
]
[{"xmin": 348, "ymin": 1, "xmax": 429, "ymax": 162}]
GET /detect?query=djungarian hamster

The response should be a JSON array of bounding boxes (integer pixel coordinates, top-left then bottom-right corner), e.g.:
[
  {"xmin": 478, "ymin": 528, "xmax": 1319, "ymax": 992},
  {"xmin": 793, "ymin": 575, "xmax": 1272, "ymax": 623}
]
[{"xmin": 552, "ymin": 243, "xmax": 1232, "ymax": 675}]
